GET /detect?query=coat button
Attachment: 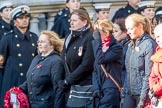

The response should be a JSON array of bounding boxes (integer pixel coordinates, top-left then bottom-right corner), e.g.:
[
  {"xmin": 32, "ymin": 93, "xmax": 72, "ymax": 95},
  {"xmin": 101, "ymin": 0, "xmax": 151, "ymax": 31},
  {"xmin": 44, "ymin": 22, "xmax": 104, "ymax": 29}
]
[
  {"xmin": 15, "ymin": 35, "xmax": 18, "ymax": 38},
  {"xmin": 30, "ymin": 92, "xmax": 32, "ymax": 94},
  {"xmin": 2, "ymin": 25, "xmax": 4, "ymax": 28},
  {"xmin": 41, "ymin": 98, "xmax": 45, "ymax": 100},
  {"xmin": 31, "ymin": 73, "xmax": 34, "ymax": 75},
  {"xmin": 32, "ymin": 43, "xmax": 35, "ymax": 46},
  {"xmin": 18, "ymin": 53, "xmax": 21, "ymax": 57},
  {"xmin": 19, "ymin": 63, "xmax": 23, "ymax": 67},
  {"xmin": 32, "ymin": 53, "xmax": 35, "ymax": 57},
  {"xmin": 20, "ymin": 73, "xmax": 23, "ymax": 76},
  {"xmin": 16, "ymin": 44, "xmax": 20, "ymax": 47}
]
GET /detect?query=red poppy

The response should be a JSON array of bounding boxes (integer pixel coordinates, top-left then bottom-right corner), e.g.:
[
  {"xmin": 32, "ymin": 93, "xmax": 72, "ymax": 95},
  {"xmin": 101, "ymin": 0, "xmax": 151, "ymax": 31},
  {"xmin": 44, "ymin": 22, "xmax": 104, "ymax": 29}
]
[{"xmin": 37, "ymin": 64, "xmax": 42, "ymax": 69}]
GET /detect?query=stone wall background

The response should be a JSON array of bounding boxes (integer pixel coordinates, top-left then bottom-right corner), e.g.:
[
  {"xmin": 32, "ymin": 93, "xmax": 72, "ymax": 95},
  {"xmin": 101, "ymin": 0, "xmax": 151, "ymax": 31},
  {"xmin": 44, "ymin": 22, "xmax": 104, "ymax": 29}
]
[{"xmin": 1, "ymin": 0, "xmax": 161, "ymax": 35}]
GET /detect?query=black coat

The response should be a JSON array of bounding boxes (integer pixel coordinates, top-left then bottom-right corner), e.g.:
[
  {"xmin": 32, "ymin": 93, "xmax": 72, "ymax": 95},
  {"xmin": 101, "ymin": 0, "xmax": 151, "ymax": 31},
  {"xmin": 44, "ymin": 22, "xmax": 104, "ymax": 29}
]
[
  {"xmin": 0, "ymin": 19, "xmax": 13, "ymax": 39},
  {"xmin": 0, "ymin": 27, "xmax": 38, "ymax": 107},
  {"xmin": 20, "ymin": 51, "xmax": 65, "ymax": 108},
  {"xmin": 112, "ymin": 3, "xmax": 139, "ymax": 22},
  {"xmin": 61, "ymin": 28, "xmax": 94, "ymax": 86},
  {"xmin": 51, "ymin": 8, "xmax": 70, "ymax": 38}
]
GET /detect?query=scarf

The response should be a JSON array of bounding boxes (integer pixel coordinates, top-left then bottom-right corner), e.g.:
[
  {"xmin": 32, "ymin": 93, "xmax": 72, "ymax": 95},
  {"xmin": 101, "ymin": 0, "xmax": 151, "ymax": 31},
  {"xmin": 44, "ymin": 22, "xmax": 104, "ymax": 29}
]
[{"xmin": 102, "ymin": 36, "xmax": 111, "ymax": 53}]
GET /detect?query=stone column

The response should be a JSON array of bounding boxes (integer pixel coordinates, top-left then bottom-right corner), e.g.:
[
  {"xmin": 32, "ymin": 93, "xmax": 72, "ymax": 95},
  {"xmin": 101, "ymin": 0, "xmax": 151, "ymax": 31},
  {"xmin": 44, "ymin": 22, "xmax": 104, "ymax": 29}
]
[
  {"xmin": 38, "ymin": 13, "xmax": 47, "ymax": 31},
  {"xmin": 47, "ymin": 13, "xmax": 56, "ymax": 30},
  {"xmin": 29, "ymin": 14, "xmax": 40, "ymax": 36}
]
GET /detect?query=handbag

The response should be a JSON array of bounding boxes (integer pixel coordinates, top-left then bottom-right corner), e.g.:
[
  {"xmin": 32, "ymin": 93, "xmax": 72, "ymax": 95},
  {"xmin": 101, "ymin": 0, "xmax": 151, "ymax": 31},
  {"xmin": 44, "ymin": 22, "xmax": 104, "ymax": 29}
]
[{"xmin": 66, "ymin": 85, "xmax": 93, "ymax": 108}]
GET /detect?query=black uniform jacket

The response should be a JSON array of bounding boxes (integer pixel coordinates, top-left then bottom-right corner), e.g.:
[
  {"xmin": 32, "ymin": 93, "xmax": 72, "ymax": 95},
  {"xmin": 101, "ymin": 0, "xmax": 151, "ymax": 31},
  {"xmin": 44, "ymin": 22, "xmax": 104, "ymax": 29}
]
[
  {"xmin": 112, "ymin": 3, "xmax": 139, "ymax": 22},
  {"xmin": 0, "ymin": 19, "xmax": 13, "ymax": 40},
  {"xmin": 51, "ymin": 8, "xmax": 70, "ymax": 38},
  {"xmin": 0, "ymin": 27, "xmax": 38, "ymax": 107}
]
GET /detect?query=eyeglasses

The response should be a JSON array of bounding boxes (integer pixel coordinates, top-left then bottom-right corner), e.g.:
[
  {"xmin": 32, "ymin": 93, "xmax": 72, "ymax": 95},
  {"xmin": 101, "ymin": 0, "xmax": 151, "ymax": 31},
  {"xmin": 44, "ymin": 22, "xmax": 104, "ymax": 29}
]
[{"xmin": 37, "ymin": 40, "xmax": 50, "ymax": 44}]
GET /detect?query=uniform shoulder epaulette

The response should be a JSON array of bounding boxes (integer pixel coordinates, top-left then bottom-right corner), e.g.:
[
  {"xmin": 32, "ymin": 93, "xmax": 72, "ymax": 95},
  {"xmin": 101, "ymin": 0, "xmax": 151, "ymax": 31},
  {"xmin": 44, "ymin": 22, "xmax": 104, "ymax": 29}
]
[
  {"xmin": 29, "ymin": 32, "xmax": 38, "ymax": 37},
  {"xmin": 54, "ymin": 8, "xmax": 70, "ymax": 23},
  {"xmin": 57, "ymin": 8, "xmax": 69, "ymax": 16},
  {"xmin": 118, "ymin": 6, "xmax": 126, "ymax": 11},
  {"xmin": 4, "ymin": 30, "xmax": 13, "ymax": 36}
]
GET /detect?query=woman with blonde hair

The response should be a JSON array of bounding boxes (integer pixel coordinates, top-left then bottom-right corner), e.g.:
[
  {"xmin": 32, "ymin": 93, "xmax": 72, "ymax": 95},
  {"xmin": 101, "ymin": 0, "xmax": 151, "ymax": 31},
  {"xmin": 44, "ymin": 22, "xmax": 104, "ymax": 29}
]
[
  {"xmin": 121, "ymin": 13, "xmax": 157, "ymax": 108},
  {"xmin": 92, "ymin": 19, "xmax": 123, "ymax": 108},
  {"xmin": 19, "ymin": 30, "xmax": 65, "ymax": 108}
]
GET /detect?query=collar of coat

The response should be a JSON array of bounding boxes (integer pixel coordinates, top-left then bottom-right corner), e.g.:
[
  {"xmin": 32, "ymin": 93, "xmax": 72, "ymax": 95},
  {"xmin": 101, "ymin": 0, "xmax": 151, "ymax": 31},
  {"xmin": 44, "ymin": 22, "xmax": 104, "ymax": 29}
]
[{"xmin": 13, "ymin": 27, "xmax": 31, "ymax": 40}]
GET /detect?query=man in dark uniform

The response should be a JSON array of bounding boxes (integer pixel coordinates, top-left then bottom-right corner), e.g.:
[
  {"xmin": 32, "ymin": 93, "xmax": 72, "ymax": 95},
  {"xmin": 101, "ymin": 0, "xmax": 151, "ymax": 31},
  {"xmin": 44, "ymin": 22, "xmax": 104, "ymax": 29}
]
[
  {"xmin": 112, "ymin": 0, "xmax": 141, "ymax": 22},
  {"xmin": 51, "ymin": 0, "xmax": 81, "ymax": 39},
  {"xmin": 0, "ymin": 5, "xmax": 38, "ymax": 107},
  {"xmin": 0, "ymin": 1, "xmax": 13, "ymax": 39}
]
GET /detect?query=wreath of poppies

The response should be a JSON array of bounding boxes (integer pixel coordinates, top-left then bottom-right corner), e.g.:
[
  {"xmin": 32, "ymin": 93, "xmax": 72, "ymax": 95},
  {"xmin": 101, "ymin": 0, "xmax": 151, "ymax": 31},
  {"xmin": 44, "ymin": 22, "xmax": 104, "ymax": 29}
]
[
  {"xmin": 144, "ymin": 89, "xmax": 162, "ymax": 108},
  {"xmin": 4, "ymin": 86, "xmax": 29, "ymax": 108}
]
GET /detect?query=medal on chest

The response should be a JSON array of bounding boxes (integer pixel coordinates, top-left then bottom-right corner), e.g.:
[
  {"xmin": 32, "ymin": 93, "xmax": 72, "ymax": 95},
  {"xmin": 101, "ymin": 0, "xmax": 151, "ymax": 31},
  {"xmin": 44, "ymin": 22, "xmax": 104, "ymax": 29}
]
[
  {"xmin": 135, "ymin": 46, "xmax": 140, "ymax": 52},
  {"xmin": 78, "ymin": 46, "xmax": 83, "ymax": 56}
]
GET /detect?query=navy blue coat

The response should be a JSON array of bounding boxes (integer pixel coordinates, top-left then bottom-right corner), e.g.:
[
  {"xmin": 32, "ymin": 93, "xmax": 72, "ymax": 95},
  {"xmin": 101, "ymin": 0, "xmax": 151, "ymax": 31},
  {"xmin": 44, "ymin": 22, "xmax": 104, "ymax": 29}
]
[
  {"xmin": 0, "ymin": 19, "xmax": 13, "ymax": 39},
  {"xmin": 112, "ymin": 3, "xmax": 139, "ymax": 22},
  {"xmin": 51, "ymin": 8, "xmax": 70, "ymax": 38},
  {"xmin": 0, "ymin": 27, "xmax": 38, "ymax": 107},
  {"xmin": 20, "ymin": 51, "xmax": 65, "ymax": 108},
  {"xmin": 92, "ymin": 36, "xmax": 123, "ymax": 91}
]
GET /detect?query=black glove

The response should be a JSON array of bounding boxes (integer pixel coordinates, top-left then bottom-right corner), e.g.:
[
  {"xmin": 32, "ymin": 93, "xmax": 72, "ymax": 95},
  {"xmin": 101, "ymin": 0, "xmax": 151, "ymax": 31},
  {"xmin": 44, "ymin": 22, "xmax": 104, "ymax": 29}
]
[
  {"xmin": 58, "ymin": 80, "xmax": 69, "ymax": 90},
  {"xmin": 92, "ymin": 90, "xmax": 102, "ymax": 99},
  {"xmin": 148, "ymin": 89, "xmax": 159, "ymax": 106},
  {"xmin": 136, "ymin": 101, "xmax": 144, "ymax": 108}
]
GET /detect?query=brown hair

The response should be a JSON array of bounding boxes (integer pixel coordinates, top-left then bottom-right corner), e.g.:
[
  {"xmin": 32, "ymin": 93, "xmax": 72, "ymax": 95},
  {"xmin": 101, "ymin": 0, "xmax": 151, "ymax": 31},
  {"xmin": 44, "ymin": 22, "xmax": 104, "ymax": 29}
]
[
  {"xmin": 40, "ymin": 30, "xmax": 64, "ymax": 54},
  {"xmin": 114, "ymin": 18, "xmax": 127, "ymax": 33},
  {"xmin": 70, "ymin": 9, "xmax": 93, "ymax": 31},
  {"xmin": 126, "ymin": 13, "xmax": 151, "ymax": 35}
]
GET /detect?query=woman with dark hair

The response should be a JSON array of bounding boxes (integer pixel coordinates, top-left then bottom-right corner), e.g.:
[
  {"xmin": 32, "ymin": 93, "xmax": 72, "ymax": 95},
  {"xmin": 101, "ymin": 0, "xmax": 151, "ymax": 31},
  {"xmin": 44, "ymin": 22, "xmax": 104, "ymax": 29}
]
[{"xmin": 58, "ymin": 9, "xmax": 94, "ymax": 108}]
